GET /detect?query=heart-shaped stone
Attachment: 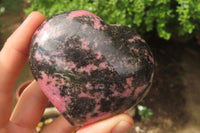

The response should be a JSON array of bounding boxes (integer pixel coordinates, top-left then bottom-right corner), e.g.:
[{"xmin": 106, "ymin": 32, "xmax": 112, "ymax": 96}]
[{"xmin": 29, "ymin": 10, "xmax": 154, "ymax": 126}]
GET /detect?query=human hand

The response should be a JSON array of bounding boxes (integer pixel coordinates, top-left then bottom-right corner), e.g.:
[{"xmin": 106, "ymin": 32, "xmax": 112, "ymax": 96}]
[{"xmin": 0, "ymin": 12, "xmax": 133, "ymax": 133}]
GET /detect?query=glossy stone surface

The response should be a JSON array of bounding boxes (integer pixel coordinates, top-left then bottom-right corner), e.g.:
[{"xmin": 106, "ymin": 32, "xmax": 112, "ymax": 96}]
[{"xmin": 29, "ymin": 10, "xmax": 154, "ymax": 125}]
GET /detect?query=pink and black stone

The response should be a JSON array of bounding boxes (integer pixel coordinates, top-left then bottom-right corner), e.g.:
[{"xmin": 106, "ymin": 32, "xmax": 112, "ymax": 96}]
[{"xmin": 29, "ymin": 10, "xmax": 154, "ymax": 125}]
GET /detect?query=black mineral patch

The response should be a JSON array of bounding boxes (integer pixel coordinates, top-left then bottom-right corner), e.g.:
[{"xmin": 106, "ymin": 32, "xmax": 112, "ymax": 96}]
[
  {"xmin": 68, "ymin": 97, "xmax": 96, "ymax": 118},
  {"xmin": 99, "ymin": 98, "xmax": 112, "ymax": 112}
]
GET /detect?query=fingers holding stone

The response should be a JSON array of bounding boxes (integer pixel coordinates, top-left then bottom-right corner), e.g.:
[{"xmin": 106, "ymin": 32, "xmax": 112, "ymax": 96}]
[{"xmin": 0, "ymin": 12, "xmax": 45, "ymax": 125}]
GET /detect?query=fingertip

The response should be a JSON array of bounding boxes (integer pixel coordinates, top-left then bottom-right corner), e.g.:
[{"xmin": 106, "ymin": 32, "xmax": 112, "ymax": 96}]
[
  {"xmin": 111, "ymin": 114, "xmax": 133, "ymax": 133},
  {"xmin": 112, "ymin": 121, "xmax": 132, "ymax": 133},
  {"xmin": 28, "ymin": 11, "xmax": 46, "ymax": 21},
  {"xmin": 0, "ymin": 11, "xmax": 46, "ymax": 75},
  {"xmin": 119, "ymin": 113, "xmax": 134, "ymax": 125},
  {"xmin": 17, "ymin": 11, "xmax": 46, "ymax": 35},
  {"xmin": 3, "ymin": 11, "xmax": 46, "ymax": 55}
]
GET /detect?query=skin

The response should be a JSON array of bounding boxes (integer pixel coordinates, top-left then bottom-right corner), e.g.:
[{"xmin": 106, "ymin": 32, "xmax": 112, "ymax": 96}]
[{"xmin": 0, "ymin": 12, "xmax": 133, "ymax": 133}]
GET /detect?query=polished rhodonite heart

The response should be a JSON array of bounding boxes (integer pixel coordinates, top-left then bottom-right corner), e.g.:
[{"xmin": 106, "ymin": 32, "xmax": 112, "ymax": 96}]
[{"xmin": 29, "ymin": 10, "xmax": 154, "ymax": 125}]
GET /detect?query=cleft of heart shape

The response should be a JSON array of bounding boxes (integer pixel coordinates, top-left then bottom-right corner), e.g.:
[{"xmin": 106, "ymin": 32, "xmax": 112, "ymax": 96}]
[{"xmin": 29, "ymin": 10, "xmax": 154, "ymax": 126}]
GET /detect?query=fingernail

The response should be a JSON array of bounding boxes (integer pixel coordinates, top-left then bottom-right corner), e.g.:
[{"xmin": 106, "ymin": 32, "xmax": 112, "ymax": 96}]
[{"xmin": 112, "ymin": 121, "xmax": 132, "ymax": 133}]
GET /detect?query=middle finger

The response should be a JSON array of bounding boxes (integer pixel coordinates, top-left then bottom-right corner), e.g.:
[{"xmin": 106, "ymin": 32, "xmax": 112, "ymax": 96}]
[{"xmin": 10, "ymin": 80, "xmax": 49, "ymax": 129}]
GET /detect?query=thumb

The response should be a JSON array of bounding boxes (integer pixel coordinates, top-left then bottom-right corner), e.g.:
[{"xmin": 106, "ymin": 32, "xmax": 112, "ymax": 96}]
[
  {"xmin": 40, "ymin": 115, "xmax": 77, "ymax": 133},
  {"xmin": 77, "ymin": 113, "xmax": 133, "ymax": 133}
]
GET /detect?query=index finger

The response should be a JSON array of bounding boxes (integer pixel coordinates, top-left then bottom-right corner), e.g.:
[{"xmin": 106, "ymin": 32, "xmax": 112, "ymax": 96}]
[{"xmin": 0, "ymin": 12, "xmax": 46, "ymax": 125}]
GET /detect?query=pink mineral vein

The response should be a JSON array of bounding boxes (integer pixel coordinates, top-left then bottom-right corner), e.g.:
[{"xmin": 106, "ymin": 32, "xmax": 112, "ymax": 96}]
[
  {"xmin": 95, "ymin": 51, "xmax": 103, "ymax": 60},
  {"xmin": 126, "ymin": 77, "xmax": 133, "ymax": 87},
  {"xmin": 133, "ymin": 84, "xmax": 147, "ymax": 100},
  {"xmin": 34, "ymin": 51, "xmax": 43, "ymax": 62},
  {"xmin": 78, "ymin": 91, "xmax": 93, "ymax": 98},
  {"xmin": 85, "ymin": 82, "xmax": 93, "ymax": 90},
  {"xmin": 81, "ymin": 39, "xmax": 90, "ymax": 50},
  {"xmin": 148, "ymin": 55, "xmax": 154, "ymax": 64},
  {"xmin": 67, "ymin": 10, "xmax": 100, "ymax": 20},
  {"xmin": 92, "ymin": 18, "xmax": 107, "ymax": 30},
  {"xmin": 37, "ymin": 22, "xmax": 50, "ymax": 36},
  {"xmin": 34, "ymin": 52, "xmax": 52, "ymax": 64},
  {"xmin": 92, "ymin": 18, "xmax": 101, "ymax": 29},
  {"xmin": 66, "ymin": 61, "xmax": 76, "ymax": 70},
  {"xmin": 128, "ymin": 36, "xmax": 146, "ymax": 43},
  {"xmin": 133, "ymin": 48, "xmax": 139, "ymax": 55},
  {"xmin": 99, "ymin": 61, "xmax": 108, "ymax": 69},
  {"xmin": 38, "ymin": 72, "xmax": 66, "ymax": 113},
  {"xmin": 121, "ymin": 87, "xmax": 134, "ymax": 97},
  {"xmin": 78, "ymin": 64, "xmax": 97, "ymax": 75}
]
